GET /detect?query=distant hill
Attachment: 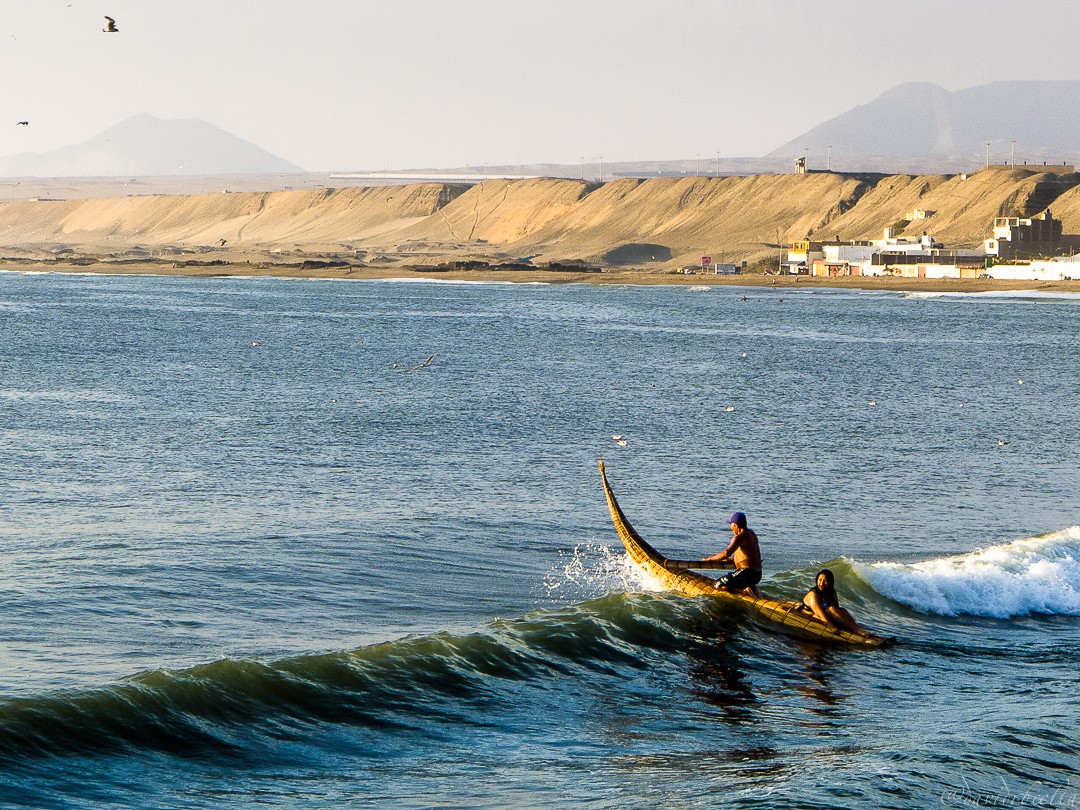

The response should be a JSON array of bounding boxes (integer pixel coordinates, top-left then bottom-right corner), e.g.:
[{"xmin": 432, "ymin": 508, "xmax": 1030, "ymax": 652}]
[
  {"xmin": 4, "ymin": 168, "xmax": 1080, "ymax": 268},
  {"xmin": 767, "ymin": 80, "xmax": 1080, "ymax": 172},
  {"xmin": 0, "ymin": 114, "xmax": 304, "ymax": 177}
]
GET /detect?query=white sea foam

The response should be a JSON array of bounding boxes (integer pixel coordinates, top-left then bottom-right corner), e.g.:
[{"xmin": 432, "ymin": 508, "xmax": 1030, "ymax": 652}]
[
  {"xmin": 855, "ymin": 526, "xmax": 1080, "ymax": 617},
  {"xmin": 0, "ymin": 388, "xmax": 134, "ymax": 404},
  {"xmin": 904, "ymin": 290, "xmax": 1080, "ymax": 302}
]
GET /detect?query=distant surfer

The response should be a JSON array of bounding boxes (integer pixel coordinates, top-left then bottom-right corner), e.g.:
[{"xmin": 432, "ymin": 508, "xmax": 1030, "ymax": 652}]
[
  {"xmin": 701, "ymin": 511, "xmax": 762, "ymax": 597},
  {"xmin": 798, "ymin": 569, "xmax": 875, "ymax": 639}
]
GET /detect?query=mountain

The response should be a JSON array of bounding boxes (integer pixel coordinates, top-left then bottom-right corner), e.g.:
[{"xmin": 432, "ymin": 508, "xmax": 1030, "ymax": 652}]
[
  {"xmin": 0, "ymin": 114, "xmax": 304, "ymax": 177},
  {"xmin": 766, "ymin": 80, "xmax": 1080, "ymax": 172}
]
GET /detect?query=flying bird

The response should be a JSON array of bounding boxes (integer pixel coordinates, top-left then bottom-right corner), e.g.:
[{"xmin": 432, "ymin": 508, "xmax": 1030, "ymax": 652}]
[
  {"xmin": 218, "ymin": 238, "xmax": 227, "ymax": 247},
  {"xmin": 15, "ymin": 121, "xmax": 28, "ymax": 126},
  {"xmin": 406, "ymin": 353, "xmax": 436, "ymax": 372},
  {"xmin": 103, "ymin": 16, "xmax": 118, "ymax": 32}
]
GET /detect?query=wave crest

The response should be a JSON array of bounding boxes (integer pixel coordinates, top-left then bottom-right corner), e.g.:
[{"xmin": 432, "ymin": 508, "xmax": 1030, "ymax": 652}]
[{"xmin": 855, "ymin": 527, "xmax": 1080, "ymax": 617}]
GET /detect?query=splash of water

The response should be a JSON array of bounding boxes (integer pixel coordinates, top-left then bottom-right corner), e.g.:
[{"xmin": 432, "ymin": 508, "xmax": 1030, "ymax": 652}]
[
  {"xmin": 855, "ymin": 526, "xmax": 1080, "ymax": 617},
  {"xmin": 542, "ymin": 542, "xmax": 664, "ymax": 599}
]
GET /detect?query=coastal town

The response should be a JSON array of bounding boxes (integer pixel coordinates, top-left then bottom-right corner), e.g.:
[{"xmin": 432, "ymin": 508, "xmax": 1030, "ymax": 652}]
[
  {"xmin": 681, "ymin": 162, "xmax": 1080, "ymax": 282},
  {"xmin": 778, "ymin": 205, "xmax": 1076, "ymax": 281}
]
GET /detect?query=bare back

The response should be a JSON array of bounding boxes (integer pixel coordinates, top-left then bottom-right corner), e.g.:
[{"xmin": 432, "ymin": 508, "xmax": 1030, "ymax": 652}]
[{"xmin": 729, "ymin": 528, "xmax": 762, "ymax": 570}]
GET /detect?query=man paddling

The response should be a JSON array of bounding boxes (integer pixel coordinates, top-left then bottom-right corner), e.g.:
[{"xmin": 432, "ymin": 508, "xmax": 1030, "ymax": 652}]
[{"xmin": 701, "ymin": 511, "xmax": 762, "ymax": 597}]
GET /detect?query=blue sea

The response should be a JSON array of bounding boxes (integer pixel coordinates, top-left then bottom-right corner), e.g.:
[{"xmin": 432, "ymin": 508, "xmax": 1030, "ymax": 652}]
[{"xmin": 0, "ymin": 271, "xmax": 1077, "ymax": 808}]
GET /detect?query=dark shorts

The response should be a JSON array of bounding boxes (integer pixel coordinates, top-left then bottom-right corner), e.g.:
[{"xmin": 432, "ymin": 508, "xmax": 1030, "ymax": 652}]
[{"xmin": 715, "ymin": 568, "xmax": 762, "ymax": 590}]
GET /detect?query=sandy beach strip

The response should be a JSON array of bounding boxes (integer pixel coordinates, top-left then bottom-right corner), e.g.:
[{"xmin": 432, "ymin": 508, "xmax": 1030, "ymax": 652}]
[{"xmin": 4, "ymin": 258, "xmax": 1080, "ymax": 294}]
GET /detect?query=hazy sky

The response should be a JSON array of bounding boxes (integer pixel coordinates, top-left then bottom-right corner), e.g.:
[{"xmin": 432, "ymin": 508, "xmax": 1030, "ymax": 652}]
[{"xmin": 3, "ymin": 0, "xmax": 1080, "ymax": 171}]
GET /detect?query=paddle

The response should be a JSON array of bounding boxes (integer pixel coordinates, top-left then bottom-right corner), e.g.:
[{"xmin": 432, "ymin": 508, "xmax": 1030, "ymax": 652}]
[{"xmin": 663, "ymin": 559, "xmax": 736, "ymax": 571}]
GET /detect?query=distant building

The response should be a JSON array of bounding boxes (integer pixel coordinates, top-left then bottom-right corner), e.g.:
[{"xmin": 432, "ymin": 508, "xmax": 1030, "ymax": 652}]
[
  {"xmin": 783, "ymin": 239, "xmax": 824, "ymax": 274},
  {"xmin": 797, "ymin": 228, "xmax": 983, "ymax": 277},
  {"xmin": 984, "ymin": 209, "xmax": 1062, "ymax": 259},
  {"xmin": 784, "ymin": 207, "xmax": 1073, "ymax": 280},
  {"xmin": 984, "ymin": 254, "xmax": 1080, "ymax": 280}
]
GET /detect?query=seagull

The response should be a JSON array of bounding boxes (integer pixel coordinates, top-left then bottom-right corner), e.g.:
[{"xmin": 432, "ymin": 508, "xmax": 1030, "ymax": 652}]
[
  {"xmin": 218, "ymin": 238, "xmax": 227, "ymax": 247},
  {"xmin": 997, "ymin": 440, "xmax": 1010, "ymax": 446},
  {"xmin": 103, "ymin": 16, "xmax": 118, "ymax": 32},
  {"xmin": 15, "ymin": 121, "xmax": 28, "ymax": 126},
  {"xmin": 1017, "ymin": 379, "xmax": 1024, "ymax": 385},
  {"xmin": 612, "ymin": 434, "xmax": 623, "ymax": 441},
  {"xmin": 725, "ymin": 406, "xmax": 735, "ymax": 412},
  {"xmin": 406, "ymin": 353, "xmax": 436, "ymax": 372},
  {"xmin": 614, "ymin": 439, "xmax": 628, "ymax": 447},
  {"xmin": 867, "ymin": 400, "xmax": 877, "ymax": 406}
]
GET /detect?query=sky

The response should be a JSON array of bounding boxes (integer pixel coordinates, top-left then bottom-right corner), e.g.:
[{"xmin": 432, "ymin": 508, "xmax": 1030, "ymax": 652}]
[{"xmin": 3, "ymin": 0, "xmax": 1080, "ymax": 172}]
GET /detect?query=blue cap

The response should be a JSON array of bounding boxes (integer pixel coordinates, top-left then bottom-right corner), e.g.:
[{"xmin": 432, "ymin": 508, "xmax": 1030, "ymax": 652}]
[{"xmin": 729, "ymin": 511, "xmax": 747, "ymax": 528}]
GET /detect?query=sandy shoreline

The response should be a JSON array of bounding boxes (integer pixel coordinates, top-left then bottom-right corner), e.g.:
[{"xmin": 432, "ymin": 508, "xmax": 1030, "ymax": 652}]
[{"xmin": 4, "ymin": 259, "xmax": 1080, "ymax": 294}]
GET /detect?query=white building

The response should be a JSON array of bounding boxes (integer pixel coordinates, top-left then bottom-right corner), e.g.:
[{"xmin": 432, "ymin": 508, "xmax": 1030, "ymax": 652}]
[{"xmin": 984, "ymin": 254, "xmax": 1080, "ymax": 281}]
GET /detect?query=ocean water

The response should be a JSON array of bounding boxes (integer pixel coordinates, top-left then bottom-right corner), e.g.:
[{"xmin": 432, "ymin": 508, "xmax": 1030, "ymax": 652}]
[{"xmin": 0, "ymin": 271, "xmax": 1077, "ymax": 808}]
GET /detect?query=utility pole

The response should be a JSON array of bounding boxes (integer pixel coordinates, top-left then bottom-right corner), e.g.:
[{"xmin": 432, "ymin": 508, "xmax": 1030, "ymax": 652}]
[
  {"xmin": 716, "ymin": 149, "xmax": 720, "ymax": 177},
  {"xmin": 1011, "ymin": 139, "xmax": 1017, "ymax": 167},
  {"xmin": 827, "ymin": 145, "xmax": 832, "ymax": 172},
  {"xmin": 985, "ymin": 142, "xmax": 990, "ymax": 169},
  {"xmin": 599, "ymin": 155, "xmax": 604, "ymax": 183}
]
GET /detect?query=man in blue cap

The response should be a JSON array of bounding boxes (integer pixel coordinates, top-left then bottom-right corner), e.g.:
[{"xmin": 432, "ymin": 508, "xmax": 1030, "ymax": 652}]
[{"xmin": 702, "ymin": 511, "xmax": 762, "ymax": 596}]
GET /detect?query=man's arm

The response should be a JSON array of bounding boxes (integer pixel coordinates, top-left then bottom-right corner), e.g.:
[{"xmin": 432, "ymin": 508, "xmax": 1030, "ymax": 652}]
[{"xmin": 702, "ymin": 535, "xmax": 740, "ymax": 562}]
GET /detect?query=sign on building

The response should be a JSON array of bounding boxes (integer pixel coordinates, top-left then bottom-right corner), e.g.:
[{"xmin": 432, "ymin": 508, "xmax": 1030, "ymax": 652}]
[{"xmin": 701, "ymin": 256, "xmax": 712, "ymax": 267}]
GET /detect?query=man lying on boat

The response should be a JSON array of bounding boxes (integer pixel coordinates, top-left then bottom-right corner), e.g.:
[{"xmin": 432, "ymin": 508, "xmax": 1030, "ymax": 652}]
[
  {"xmin": 699, "ymin": 511, "xmax": 763, "ymax": 597},
  {"xmin": 797, "ymin": 569, "xmax": 876, "ymax": 639}
]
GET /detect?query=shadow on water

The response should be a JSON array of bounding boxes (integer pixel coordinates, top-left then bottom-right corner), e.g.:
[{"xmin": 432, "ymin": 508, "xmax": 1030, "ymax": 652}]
[
  {"xmin": 790, "ymin": 640, "xmax": 846, "ymax": 714},
  {"xmin": 683, "ymin": 624, "xmax": 760, "ymax": 724},
  {"xmin": 680, "ymin": 600, "xmax": 859, "ymax": 739}
]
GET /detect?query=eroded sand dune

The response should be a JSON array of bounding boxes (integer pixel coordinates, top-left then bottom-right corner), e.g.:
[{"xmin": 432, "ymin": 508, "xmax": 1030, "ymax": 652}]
[{"xmin": 2, "ymin": 168, "xmax": 1079, "ymax": 268}]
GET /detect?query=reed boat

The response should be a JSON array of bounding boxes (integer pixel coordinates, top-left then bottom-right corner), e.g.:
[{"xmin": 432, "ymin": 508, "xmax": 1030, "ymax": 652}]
[{"xmin": 598, "ymin": 461, "xmax": 892, "ymax": 648}]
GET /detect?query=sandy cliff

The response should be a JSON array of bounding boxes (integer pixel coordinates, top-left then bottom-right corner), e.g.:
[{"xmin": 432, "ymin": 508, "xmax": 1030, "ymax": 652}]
[{"xmin": 2, "ymin": 167, "xmax": 1079, "ymax": 269}]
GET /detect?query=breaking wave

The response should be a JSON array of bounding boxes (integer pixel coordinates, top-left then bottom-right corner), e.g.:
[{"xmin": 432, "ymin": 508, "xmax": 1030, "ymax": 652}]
[{"xmin": 854, "ymin": 527, "xmax": 1080, "ymax": 618}]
